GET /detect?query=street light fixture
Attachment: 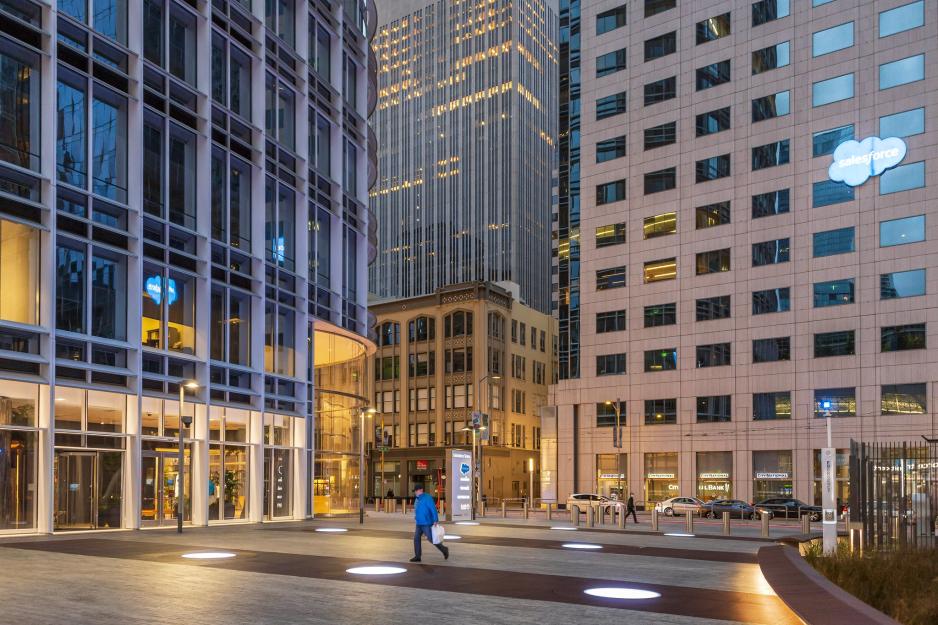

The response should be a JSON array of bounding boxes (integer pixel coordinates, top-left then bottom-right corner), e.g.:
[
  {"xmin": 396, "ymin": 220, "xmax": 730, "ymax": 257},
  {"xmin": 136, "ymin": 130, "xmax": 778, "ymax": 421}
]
[
  {"xmin": 472, "ymin": 373, "xmax": 501, "ymax": 517},
  {"xmin": 178, "ymin": 380, "xmax": 198, "ymax": 534},
  {"xmin": 461, "ymin": 425, "xmax": 487, "ymax": 520},
  {"xmin": 604, "ymin": 398, "xmax": 623, "ymax": 497},
  {"xmin": 359, "ymin": 406, "xmax": 377, "ymax": 524}
]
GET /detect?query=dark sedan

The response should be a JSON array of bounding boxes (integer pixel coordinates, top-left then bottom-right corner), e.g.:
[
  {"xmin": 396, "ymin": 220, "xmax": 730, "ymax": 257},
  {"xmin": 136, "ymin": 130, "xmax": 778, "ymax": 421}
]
[
  {"xmin": 701, "ymin": 499, "xmax": 759, "ymax": 520},
  {"xmin": 754, "ymin": 498, "xmax": 821, "ymax": 521}
]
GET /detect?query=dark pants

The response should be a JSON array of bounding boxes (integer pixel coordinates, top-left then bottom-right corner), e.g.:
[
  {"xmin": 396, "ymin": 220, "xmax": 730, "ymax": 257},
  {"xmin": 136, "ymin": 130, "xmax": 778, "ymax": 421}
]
[
  {"xmin": 626, "ymin": 508, "xmax": 638, "ymax": 523},
  {"xmin": 414, "ymin": 525, "xmax": 446, "ymax": 558}
]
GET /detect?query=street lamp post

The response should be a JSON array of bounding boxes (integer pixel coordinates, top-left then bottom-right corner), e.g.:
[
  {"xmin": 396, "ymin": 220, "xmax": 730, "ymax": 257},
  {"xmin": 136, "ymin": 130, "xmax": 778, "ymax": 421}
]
[
  {"xmin": 604, "ymin": 398, "xmax": 623, "ymax": 498},
  {"xmin": 359, "ymin": 406, "xmax": 376, "ymax": 524},
  {"xmin": 178, "ymin": 380, "xmax": 198, "ymax": 534},
  {"xmin": 821, "ymin": 400, "xmax": 836, "ymax": 554},
  {"xmin": 473, "ymin": 374, "xmax": 500, "ymax": 517}
]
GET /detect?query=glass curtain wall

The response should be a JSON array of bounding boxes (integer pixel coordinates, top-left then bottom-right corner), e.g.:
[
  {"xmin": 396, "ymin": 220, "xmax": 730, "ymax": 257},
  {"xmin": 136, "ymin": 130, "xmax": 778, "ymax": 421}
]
[
  {"xmin": 313, "ymin": 330, "xmax": 367, "ymax": 515},
  {"xmin": 208, "ymin": 407, "xmax": 250, "ymax": 521}
]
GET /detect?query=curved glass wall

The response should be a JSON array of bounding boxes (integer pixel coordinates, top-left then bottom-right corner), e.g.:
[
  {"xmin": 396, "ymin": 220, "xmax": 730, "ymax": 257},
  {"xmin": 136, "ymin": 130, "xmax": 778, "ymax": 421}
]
[{"xmin": 313, "ymin": 328, "xmax": 368, "ymax": 515}]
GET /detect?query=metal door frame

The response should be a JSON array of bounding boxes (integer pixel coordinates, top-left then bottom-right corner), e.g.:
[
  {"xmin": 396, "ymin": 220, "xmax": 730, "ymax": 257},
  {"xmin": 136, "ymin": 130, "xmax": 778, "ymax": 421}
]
[{"xmin": 55, "ymin": 451, "xmax": 97, "ymax": 530}]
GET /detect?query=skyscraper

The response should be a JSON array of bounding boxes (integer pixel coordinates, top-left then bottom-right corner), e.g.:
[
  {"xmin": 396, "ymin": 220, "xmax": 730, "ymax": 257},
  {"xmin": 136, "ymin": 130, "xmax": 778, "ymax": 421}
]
[
  {"xmin": 0, "ymin": 0, "xmax": 377, "ymax": 533},
  {"xmin": 369, "ymin": 0, "xmax": 558, "ymax": 312},
  {"xmin": 550, "ymin": 0, "xmax": 938, "ymax": 507}
]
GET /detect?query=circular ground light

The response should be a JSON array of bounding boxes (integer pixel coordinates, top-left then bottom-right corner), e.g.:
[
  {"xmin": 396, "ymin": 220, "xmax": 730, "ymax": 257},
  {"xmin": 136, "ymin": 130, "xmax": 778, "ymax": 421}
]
[
  {"xmin": 549, "ymin": 526, "xmax": 577, "ymax": 531},
  {"xmin": 346, "ymin": 566, "xmax": 407, "ymax": 575},
  {"xmin": 315, "ymin": 528, "xmax": 349, "ymax": 533},
  {"xmin": 182, "ymin": 552, "xmax": 237, "ymax": 560},
  {"xmin": 585, "ymin": 588, "xmax": 661, "ymax": 600},
  {"xmin": 562, "ymin": 543, "xmax": 602, "ymax": 550}
]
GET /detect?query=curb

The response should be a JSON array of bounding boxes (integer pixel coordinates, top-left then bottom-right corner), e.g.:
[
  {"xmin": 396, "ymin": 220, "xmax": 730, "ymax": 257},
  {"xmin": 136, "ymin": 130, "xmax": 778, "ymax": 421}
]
[{"xmin": 757, "ymin": 544, "xmax": 901, "ymax": 625}]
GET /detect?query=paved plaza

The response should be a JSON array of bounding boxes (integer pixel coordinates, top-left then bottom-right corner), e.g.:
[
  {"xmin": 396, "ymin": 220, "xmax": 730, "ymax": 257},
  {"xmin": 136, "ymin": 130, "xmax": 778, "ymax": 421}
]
[{"xmin": 0, "ymin": 514, "xmax": 807, "ymax": 625}]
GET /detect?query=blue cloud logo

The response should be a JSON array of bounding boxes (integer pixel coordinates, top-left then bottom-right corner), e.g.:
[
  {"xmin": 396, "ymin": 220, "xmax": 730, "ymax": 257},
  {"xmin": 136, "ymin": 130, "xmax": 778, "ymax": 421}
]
[
  {"xmin": 828, "ymin": 136, "xmax": 906, "ymax": 187},
  {"xmin": 144, "ymin": 275, "xmax": 177, "ymax": 306},
  {"xmin": 459, "ymin": 462, "xmax": 471, "ymax": 476}
]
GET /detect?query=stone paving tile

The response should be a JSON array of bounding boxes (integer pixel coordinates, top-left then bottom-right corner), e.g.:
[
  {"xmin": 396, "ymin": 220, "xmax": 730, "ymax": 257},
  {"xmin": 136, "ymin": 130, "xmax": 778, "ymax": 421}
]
[
  {"xmin": 0, "ymin": 519, "xmax": 798, "ymax": 625},
  {"xmin": 0, "ymin": 549, "xmax": 747, "ymax": 625}
]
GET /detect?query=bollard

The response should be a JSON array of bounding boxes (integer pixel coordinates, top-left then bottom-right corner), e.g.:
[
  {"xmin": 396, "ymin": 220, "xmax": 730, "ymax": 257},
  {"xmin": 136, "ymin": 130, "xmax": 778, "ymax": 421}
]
[
  {"xmin": 610, "ymin": 506, "xmax": 616, "ymax": 526},
  {"xmin": 375, "ymin": 499, "xmax": 380, "ymax": 513},
  {"xmin": 801, "ymin": 514, "xmax": 811, "ymax": 534},
  {"xmin": 722, "ymin": 511, "xmax": 731, "ymax": 536},
  {"xmin": 480, "ymin": 501, "xmax": 485, "ymax": 517},
  {"xmin": 586, "ymin": 504, "xmax": 595, "ymax": 527},
  {"xmin": 685, "ymin": 511, "xmax": 694, "ymax": 534},
  {"xmin": 651, "ymin": 508, "xmax": 659, "ymax": 532},
  {"xmin": 618, "ymin": 506, "xmax": 626, "ymax": 529},
  {"xmin": 523, "ymin": 501, "xmax": 529, "ymax": 519},
  {"xmin": 570, "ymin": 505, "xmax": 578, "ymax": 525},
  {"xmin": 501, "ymin": 501, "xmax": 507, "ymax": 518},
  {"xmin": 547, "ymin": 502, "xmax": 553, "ymax": 521},
  {"xmin": 761, "ymin": 512, "xmax": 770, "ymax": 538},
  {"xmin": 402, "ymin": 500, "xmax": 407, "ymax": 515},
  {"xmin": 598, "ymin": 506, "xmax": 605, "ymax": 525}
]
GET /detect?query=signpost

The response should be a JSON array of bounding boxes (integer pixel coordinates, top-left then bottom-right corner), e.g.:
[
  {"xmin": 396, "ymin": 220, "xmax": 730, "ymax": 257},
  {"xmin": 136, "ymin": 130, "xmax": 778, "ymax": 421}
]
[
  {"xmin": 821, "ymin": 401, "xmax": 836, "ymax": 554},
  {"xmin": 447, "ymin": 449, "xmax": 472, "ymax": 521}
]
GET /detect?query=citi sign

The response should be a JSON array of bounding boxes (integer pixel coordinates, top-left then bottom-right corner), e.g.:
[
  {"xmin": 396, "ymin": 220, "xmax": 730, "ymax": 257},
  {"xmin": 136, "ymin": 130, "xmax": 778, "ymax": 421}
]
[{"xmin": 828, "ymin": 136, "xmax": 907, "ymax": 187}]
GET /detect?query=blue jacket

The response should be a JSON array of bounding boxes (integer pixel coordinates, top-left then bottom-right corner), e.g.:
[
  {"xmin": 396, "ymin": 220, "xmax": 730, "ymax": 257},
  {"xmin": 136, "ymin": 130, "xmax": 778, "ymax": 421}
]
[{"xmin": 414, "ymin": 492, "xmax": 439, "ymax": 525}]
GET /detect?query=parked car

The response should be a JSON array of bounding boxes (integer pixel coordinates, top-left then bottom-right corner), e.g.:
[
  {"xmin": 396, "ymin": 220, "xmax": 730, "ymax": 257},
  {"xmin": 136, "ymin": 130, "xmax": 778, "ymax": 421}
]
[
  {"xmin": 700, "ymin": 499, "xmax": 761, "ymax": 520},
  {"xmin": 754, "ymin": 498, "xmax": 821, "ymax": 521},
  {"xmin": 567, "ymin": 493, "xmax": 618, "ymax": 512},
  {"xmin": 654, "ymin": 496, "xmax": 705, "ymax": 517}
]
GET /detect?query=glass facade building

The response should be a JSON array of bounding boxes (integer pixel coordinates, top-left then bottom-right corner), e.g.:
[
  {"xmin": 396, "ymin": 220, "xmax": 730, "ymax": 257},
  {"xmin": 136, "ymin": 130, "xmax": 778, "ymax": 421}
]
[
  {"xmin": 0, "ymin": 0, "xmax": 376, "ymax": 533},
  {"xmin": 368, "ymin": 0, "xmax": 558, "ymax": 313},
  {"xmin": 548, "ymin": 0, "xmax": 938, "ymax": 508}
]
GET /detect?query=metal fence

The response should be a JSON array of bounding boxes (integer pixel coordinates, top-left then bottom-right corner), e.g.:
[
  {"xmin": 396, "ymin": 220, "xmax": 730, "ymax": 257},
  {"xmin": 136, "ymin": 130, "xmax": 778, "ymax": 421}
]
[{"xmin": 849, "ymin": 440, "xmax": 938, "ymax": 549}]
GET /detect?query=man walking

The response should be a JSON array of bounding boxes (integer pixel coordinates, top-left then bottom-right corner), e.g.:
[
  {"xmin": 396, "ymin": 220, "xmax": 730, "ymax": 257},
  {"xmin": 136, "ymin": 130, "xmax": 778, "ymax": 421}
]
[
  {"xmin": 410, "ymin": 484, "xmax": 449, "ymax": 562},
  {"xmin": 626, "ymin": 492, "xmax": 638, "ymax": 524}
]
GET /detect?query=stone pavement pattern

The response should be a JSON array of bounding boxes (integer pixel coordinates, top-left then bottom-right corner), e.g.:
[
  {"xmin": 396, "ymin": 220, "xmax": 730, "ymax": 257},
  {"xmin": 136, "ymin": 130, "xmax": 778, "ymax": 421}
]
[{"xmin": 0, "ymin": 516, "xmax": 801, "ymax": 625}]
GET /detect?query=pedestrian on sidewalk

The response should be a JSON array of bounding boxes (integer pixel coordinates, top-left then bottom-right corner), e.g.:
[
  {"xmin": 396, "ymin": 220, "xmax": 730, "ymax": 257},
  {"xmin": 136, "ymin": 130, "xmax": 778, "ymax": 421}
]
[
  {"xmin": 410, "ymin": 484, "xmax": 449, "ymax": 562},
  {"xmin": 626, "ymin": 492, "xmax": 638, "ymax": 524}
]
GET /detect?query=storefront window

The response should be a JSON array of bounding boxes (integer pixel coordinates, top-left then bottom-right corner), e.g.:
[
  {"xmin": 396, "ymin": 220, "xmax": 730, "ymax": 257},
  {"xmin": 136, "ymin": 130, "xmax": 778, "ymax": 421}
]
[
  {"xmin": 596, "ymin": 453, "xmax": 627, "ymax": 499},
  {"xmin": 208, "ymin": 407, "xmax": 250, "ymax": 521},
  {"xmin": 644, "ymin": 452, "xmax": 678, "ymax": 503},
  {"xmin": 696, "ymin": 451, "xmax": 732, "ymax": 500},
  {"xmin": 813, "ymin": 448, "xmax": 849, "ymax": 507},
  {"xmin": 752, "ymin": 450, "xmax": 793, "ymax": 501},
  {"xmin": 0, "ymin": 381, "xmax": 38, "ymax": 530}
]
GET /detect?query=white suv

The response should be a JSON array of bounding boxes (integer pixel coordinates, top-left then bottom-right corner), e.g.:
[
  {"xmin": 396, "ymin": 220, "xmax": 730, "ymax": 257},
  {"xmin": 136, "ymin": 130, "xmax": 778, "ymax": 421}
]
[{"xmin": 567, "ymin": 493, "xmax": 619, "ymax": 512}]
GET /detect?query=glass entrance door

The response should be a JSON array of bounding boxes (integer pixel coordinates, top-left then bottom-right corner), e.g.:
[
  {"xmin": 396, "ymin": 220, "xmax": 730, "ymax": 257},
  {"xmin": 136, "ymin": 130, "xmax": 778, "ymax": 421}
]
[
  {"xmin": 141, "ymin": 449, "xmax": 190, "ymax": 526},
  {"xmin": 54, "ymin": 452, "xmax": 95, "ymax": 529}
]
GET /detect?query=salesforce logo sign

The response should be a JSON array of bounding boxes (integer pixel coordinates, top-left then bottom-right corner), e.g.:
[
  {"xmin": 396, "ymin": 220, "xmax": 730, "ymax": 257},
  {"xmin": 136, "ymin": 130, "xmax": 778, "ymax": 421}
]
[
  {"xmin": 828, "ymin": 136, "xmax": 907, "ymax": 187},
  {"xmin": 459, "ymin": 462, "xmax": 471, "ymax": 477}
]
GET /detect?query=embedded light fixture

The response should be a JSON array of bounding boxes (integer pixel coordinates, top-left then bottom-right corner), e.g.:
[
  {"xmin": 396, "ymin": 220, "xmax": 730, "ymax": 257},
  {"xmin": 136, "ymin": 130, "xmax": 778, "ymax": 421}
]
[
  {"xmin": 181, "ymin": 552, "xmax": 236, "ymax": 559},
  {"xmin": 443, "ymin": 535, "xmax": 461, "ymax": 540},
  {"xmin": 549, "ymin": 526, "xmax": 577, "ymax": 531},
  {"xmin": 664, "ymin": 533, "xmax": 695, "ymax": 537},
  {"xmin": 585, "ymin": 588, "xmax": 661, "ymax": 600},
  {"xmin": 562, "ymin": 543, "xmax": 602, "ymax": 550},
  {"xmin": 346, "ymin": 566, "xmax": 407, "ymax": 575},
  {"xmin": 455, "ymin": 521, "xmax": 479, "ymax": 526},
  {"xmin": 315, "ymin": 528, "xmax": 349, "ymax": 533}
]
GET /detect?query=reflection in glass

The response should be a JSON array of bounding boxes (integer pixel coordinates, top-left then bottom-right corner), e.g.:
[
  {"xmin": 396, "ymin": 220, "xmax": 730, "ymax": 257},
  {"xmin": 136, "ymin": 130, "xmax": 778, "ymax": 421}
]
[
  {"xmin": 168, "ymin": 129, "xmax": 196, "ymax": 228},
  {"xmin": 57, "ymin": 79, "xmax": 87, "ymax": 187},
  {"xmin": 0, "ymin": 42, "xmax": 40, "ymax": 170},
  {"xmin": 91, "ymin": 252, "xmax": 126, "ymax": 339},
  {"xmin": 56, "ymin": 244, "xmax": 86, "ymax": 333}
]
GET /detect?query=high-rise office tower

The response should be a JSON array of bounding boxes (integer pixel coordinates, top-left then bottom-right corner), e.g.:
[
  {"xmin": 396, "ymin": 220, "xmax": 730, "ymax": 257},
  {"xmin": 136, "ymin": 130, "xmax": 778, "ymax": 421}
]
[
  {"xmin": 549, "ymin": 0, "xmax": 938, "ymax": 507},
  {"xmin": 369, "ymin": 0, "xmax": 558, "ymax": 313},
  {"xmin": 0, "ymin": 0, "xmax": 377, "ymax": 534}
]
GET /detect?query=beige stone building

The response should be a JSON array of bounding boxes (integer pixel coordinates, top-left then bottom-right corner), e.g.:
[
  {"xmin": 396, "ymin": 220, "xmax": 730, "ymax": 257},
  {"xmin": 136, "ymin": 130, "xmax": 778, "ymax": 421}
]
[
  {"xmin": 549, "ymin": 0, "xmax": 938, "ymax": 508},
  {"xmin": 368, "ymin": 282, "xmax": 556, "ymax": 503}
]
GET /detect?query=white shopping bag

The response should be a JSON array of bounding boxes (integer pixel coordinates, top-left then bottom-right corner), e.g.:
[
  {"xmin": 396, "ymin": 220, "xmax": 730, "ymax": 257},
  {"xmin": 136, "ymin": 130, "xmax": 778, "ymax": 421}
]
[{"xmin": 431, "ymin": 524, "xmax": 445, "ymax": 544}]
